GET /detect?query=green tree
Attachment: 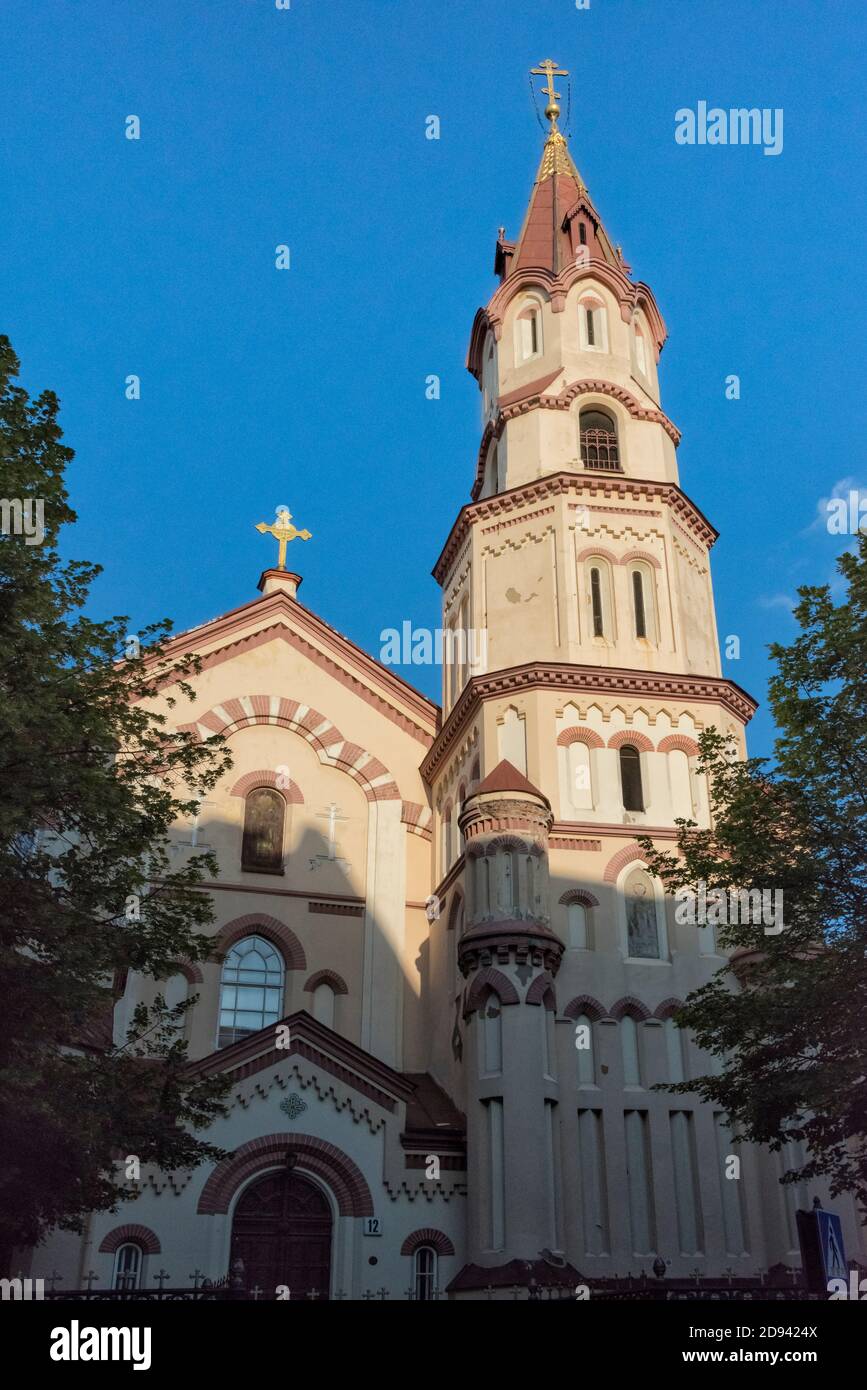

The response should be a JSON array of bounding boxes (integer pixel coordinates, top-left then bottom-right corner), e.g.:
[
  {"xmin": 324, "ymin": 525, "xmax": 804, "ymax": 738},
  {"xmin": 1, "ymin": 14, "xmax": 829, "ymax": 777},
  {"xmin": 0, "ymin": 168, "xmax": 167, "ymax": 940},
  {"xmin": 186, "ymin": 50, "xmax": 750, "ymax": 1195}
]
[
  {"xmin": 0, "ymin": 336, "xmax": 233, "ymax": 1264},
  {"xmin": 640, "ymin": 536, "xmax": 867, "ymax": 1209}
]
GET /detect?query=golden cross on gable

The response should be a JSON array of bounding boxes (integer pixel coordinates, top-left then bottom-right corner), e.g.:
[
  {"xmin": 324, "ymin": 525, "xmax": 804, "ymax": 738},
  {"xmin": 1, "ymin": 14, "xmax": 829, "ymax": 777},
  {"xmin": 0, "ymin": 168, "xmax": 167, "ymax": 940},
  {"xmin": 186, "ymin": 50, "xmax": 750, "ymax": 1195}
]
[
  {"xmin": 531, "ymin": 58, "xmax": 569, "ymax": 130},
  {"xmin": 255, "ymin": 505, "xmax": 312, "ymax": 570}
]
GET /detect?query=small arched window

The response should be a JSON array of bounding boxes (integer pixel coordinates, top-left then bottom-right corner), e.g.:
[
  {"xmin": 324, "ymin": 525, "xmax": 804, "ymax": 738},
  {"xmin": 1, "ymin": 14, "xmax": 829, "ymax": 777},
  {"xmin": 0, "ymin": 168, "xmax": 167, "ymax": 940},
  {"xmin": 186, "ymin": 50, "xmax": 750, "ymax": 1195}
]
[
  {"xmin": 242, "ymin": 788, "xmax": 286, "ymax": 873},
  {"xmin": 516, "ymin": 302, "xmax": 542, "ymax": 362},
  {"xmin": 579, "ymin": 408, "xmax": 619, "ymax": 472},
  {"xmin": 665, "ymin": 1017, "xmax": 686, "ymax": 1083},
  {"xmin": 620, "ymin": 1015, "xmax": 642, "ymax": 1085},
  {"xmin": 575, "ymin": 1013, "xmax": 596, "ymax": 1085},
  {"xmin": 619, "ymin": 744, "xmax": 644, "ymax": 812},
  {"xmin": 481, "ymin": 991, "xmax": 503, "ymax": 1075},
  {"xmin": 590, "ymin": 568, "xmax": 604, "ymax": 635},
  {"xmin": 442, "ymin": 805, "xmax": 453, "ymax": 874},
  {"xmin": 161, "ymin": 971, "xmax": 189, "ymax": 1039},
  {"xmin": 632, "ymin": 570, "xmax": 647, "ymax": 639},
  {"xmin": 413, "ymin": 1246, "xmax": 437, "ymax": 1301},
  {"xmin": 568, "ymin": 902, "xmax": 588, "ymax": 949},
  {"xmin": 585, "ymin": 557, "xmax": 614, "ymax": 641},
  {"xmin": 112, "ymin": 1243, "xmax": 142, "ymax": 1291},
  {"xmin": 218, "ymin": 934, "xmax": 285, "ymax": 1048},
  {"xmin": 579, "ymin": 295, "xmax": 608, "ymax": 352},
  {"xmin": 634, "ymin": 323, "xmax": 648, "ymax": 376},
  {"xmin": 312, "ymin": 981, "xmax": 336, "ymax": 1030},
  {"xmin": 625, "ymin": 870, "xmax": 660, "ymax": 959}
]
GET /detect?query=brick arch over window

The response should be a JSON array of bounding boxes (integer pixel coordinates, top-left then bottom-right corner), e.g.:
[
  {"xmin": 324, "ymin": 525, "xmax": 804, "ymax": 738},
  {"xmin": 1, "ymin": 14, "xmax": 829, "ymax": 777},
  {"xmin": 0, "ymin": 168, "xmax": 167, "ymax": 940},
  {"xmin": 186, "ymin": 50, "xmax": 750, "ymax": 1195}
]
[
  {"xmin": 607, "ymin": 730, "xmax": 654, "ymax": 752},
  {"xmin": 447, "ymin": 892, "xmax": 464, "ymax": 931},
  {"xmin": 99, "ymin": 1224, "xmax": 161, "ymax": 1256},
  {"xmin": 654, "ymin": 997, "xmax": 685, "ymax": 1021},
  {"xmin": 213, "ymin": 914, "xmax": 306, "ymax": 971},
  {"xmin": 556, "ymin": 726, "xmax": 604, "ymax": 749},
  {"xmin": 197, "ymin": 1134, "xmax": 374, "ymax": 1217},
  {"xmin": 401, "ymin": 1229, "xmax": 456, "ymax": 1257},
  {"xmin": 164, "ymin": 959, "xmax": 204, "ymax": 985},
  {"xmin": 526, "ymin": 972, "xmax": 557, "ymax": 1008},
  {"xmin": 575, "ymin": 546, "xmax": 620, "ymax": 567},
  {"xmin": 558, "ymin": 889, "xmax": 600, "ymax": 908},
  {"xmin": 229, "ymin": 769, "xmax": 304, "ymax": 804},
  {"xmin": 621, "ymin": 549, "xmax": 662, "ymax": 570},
  {"xmin": 609, "ymin": 995, "xmax": 653, "ymax": 1022},
  {"xmin": 487, "ymin": 833, "xmax": 531, "ymax": 853},
  {"xmin": 603, "ymin": 845, "xmax": 652, "ymax": 883},
  {"xmin": 563, "ymin": 995, "xmax": 606, "ymax": 1022},
  {"xmin": 558, "ymin": 379, "xmax": 680, "ymax": 444},
  {"xmin": 179, "ymin": 697, "xmax": 401, "ymax": 803},
  {"xmin": 401, "ymin": 801, "xmax": 433, "ymax": 840},
  {"xmin": 303, "ymin": 970, "xmax": 348, "ymax": 996},
  {"xmin": 657, "ymin": 734, "xmax": 700, "ymax": 757},
  {"xmin": 464, "ymin": 967, "xmax": 520, "ymax": 1017}
]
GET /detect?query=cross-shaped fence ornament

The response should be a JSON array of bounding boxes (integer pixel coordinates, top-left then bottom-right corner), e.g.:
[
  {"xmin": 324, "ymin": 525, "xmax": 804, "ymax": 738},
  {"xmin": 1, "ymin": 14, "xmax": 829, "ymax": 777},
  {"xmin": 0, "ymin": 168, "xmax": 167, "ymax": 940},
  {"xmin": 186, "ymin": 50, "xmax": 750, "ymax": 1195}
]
[
  {"xmin": 362, "ymin": 1290, "xmax": 376, "ymax": 1300},
  {"xmin": 189, "ymin": 1269, "xmax": 204, "ymax": 1290},
  {"xmin": 250, "ymin": 1285, "xmax": 263, "ymax": 1301},
  {"xmin": 404, "ymin": 1285, "xmax": 416, "ymax": 1301},
  {"xmin": 306, "ymin": 1288, "xmax": 319, "ymax": 1300},
  {"xmin": 333, "ymin": 1289, "xmax": 346, "ymax": 1300},
  {"xmin": 377, "ymin": 1286, "xmax": 389, "ymax": 1300},
  {"xmin": 47, "ymin": 1270, "xmax": 64, "ymax": 1292},
  {"xmin": 82, "ymin": 1271, "xmax": 99, "ymax": 1291},
  {"xmin": 153, "ymin": 1268, "xmax": 170, "ymax": 1290}
]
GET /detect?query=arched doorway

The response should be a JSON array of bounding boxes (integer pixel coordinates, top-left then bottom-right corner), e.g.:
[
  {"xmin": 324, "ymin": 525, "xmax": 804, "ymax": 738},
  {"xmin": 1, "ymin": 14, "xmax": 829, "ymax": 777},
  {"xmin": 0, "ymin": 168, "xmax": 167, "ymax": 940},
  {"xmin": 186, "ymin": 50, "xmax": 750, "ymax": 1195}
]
[{"xmin": 231, "ymin": 1169, "xmax": 332, "ymax": 1300}]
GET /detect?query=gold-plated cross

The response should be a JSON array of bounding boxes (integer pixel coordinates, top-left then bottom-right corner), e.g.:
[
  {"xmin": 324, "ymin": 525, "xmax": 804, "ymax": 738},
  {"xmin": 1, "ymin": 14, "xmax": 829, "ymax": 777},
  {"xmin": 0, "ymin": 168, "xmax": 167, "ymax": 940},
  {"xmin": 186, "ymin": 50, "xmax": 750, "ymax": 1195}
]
[
  {"xmin": 255, "ymin": 506, "xmax": 312, "ymax": 570},
  {"xmin": 531, "ymin": 58, "xmax": 569, "ymax": 130}
]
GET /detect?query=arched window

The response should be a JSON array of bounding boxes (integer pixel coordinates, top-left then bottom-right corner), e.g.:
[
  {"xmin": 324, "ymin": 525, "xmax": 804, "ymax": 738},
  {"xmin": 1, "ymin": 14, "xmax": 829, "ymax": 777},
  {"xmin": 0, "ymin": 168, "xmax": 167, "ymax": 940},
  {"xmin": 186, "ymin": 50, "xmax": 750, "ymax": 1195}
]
[
  {"xmin": 620, "ymin": 1015, "xmax": 642, "ymax": 1085},
  {"xmin": 584, "ymin": 557, "xmax": 614, "ymax": 640},
  {"xmin": 668, "ymin": 749, "xmax": 693, "ymax": 820},
  {"xmin": 625, "ymin": 870, "xmax": 660, "ymax": 959},
  {"xmin": 242, "ymin": 788, "xmax": 286, "ymax": 873},
  {"xmin": 632, "ymin": 570, "xmax": 647, "ymax": 639},
  {"xmin": 475, "ymin": 854, "xmax": 491, "ymax": 918},
  {"xmin": 579, "ymin": 295, "xmax": 608, "ymax": 352},
  {"xmin": 579, "ymin": 408, "xmax": 619, "ymax": 471},
  {"xmin": 575, "ymin": 1014, "xmax": 596, "ymax": 1085},
  {"xmin": 634, "ymin": 322, "xmax": 648, "ymax": 376},
  {"xmin": 442, "ymin": 805, "xmax": 453, "ymax": 874},
  {"xmin": 541, "ymin": 997, "xmax": 556, "ymax": 1080},
  {"xmin": 312, "ymin": 981, "xmax": 336, "ymax": 1030},
  {"xmin": 480, "ymin": 991, "xmax": 502, "ymax": 1075},
  {"xmin": 629, "ymin": 564, "xmax": 657, "ymax": 643},
  {"xmin": 665, "ymin": 1018, "xmax": 686, "ymax": 1083},
  {"xmin": 619, "ymin": 745, "xmax": 644, "ymax": 811},
  {"xmin": 516, "ymin": 302, "xmax": 542, "ymax": 362},
  {"xmin": 218, "ymin": 934, "xmax": 285, "ymax": 1048},
  {"xmin": 161, "ymin": 971, "xmax": 189, "ymax": 1038},
  {"xmin": 112, "ymin": 1243, "xmax": 142, "ymax": 1291},
  {"xmin": 413, "ymin": 1246, "xmax": 437, "ymax": 1301},
  {"xmin": 568, "ymin": 901, "xmax": 588, "ymax": 949},
  {"xmin": 590, "ymin": 567, "xmax": 604, "ymax": 635}
]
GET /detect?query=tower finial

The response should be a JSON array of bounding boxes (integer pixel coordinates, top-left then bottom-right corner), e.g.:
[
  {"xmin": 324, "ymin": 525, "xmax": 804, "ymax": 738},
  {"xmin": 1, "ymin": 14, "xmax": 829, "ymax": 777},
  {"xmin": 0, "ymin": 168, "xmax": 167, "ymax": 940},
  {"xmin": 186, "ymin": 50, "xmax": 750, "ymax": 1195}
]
[{"xmin": 530, "ymin": 58, "xmax": 569, "ymax": 132}]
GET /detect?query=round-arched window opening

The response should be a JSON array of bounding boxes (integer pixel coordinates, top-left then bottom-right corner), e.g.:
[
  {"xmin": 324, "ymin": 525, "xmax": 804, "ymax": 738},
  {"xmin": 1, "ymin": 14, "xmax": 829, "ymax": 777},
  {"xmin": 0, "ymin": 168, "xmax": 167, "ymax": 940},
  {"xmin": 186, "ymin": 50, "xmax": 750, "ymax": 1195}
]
[{"xmin": 579, "ymin": 409, "xmax": 620, "ymax": 472}]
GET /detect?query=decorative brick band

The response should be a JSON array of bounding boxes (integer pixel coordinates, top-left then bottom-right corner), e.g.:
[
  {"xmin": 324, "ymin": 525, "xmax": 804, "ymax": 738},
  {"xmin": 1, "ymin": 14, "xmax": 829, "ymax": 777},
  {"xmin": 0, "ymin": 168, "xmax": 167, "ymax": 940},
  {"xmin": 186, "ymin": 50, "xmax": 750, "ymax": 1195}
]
[
  {"xmin": 197, "ymin": 1133, "xmax": 374, "ymax": 1217},
  {"xmin": 575, "ymin": 545, "xmax": 620, "ymax": 567},
  {"xmin": 213, "ymin": 913, "xmax": 306, "ymax": 971},
  {"xmin": 179, "ymin": 697, "xmax": 401, "ymax": 803},
  {"xmin": 99, "ymin": 1225, "xmax": 161, "ymax": 1256},
  {"xmin": 464, "ymin": 967, "xmax": 521, "ymax": 1016},
  {"xmin": 602, "ymin": 845, "xmax": 651, "ymax": 884},
  {"xmin": 657, "ymin": 734, "xmax": 700, "ymax": 756},
  {"xmin": 307, "ymin": 901, "xmax": 364, "ymax": 917},
  {"xmin": 303, "ymin": 970, "xmax": 348, "ymax": 996},
  {"xmin": 563, "ymin": 995, "xmax": 606, "ymax": 1022},
  {"xmin": 621, "ymin": 548, "xmax": 662, "ymax": 570},
  {"xmin": 402, "ymin": 801, "xmax": 433, "ymax": 840},
  {"xmin": 401, "ymin": 1229, "xmax": 456, "ymax": 1257},
  {"xmin": 609, "ymin": 995, "xmax": 653, "ymax": 1022},
  {"xmin": 653, "ymin": 997, "xmax": 684, "ymax": 1020},
  {"xmin": 556, "ymin": 726, "xmax": 605, "ymax": 749},
  {"xmin": 525, "ymin": 971, "xmax": 557, "ymax": 1008},
  {"xmin": 558, "ymin": 889, "xmax": 600, "ymax": 908},
  {"xmin": 229, "ymin": 770, "xmax": 304, "ymax": 804},
  {"xmin": 608, "ymin": 730, "xmax": 654, "ymax": 751}
]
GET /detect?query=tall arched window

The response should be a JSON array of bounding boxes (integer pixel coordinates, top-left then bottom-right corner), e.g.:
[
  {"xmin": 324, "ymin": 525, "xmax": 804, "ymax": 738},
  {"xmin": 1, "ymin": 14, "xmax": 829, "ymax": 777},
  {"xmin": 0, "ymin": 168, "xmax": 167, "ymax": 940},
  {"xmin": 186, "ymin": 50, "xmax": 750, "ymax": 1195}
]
[
  {"xmin": 312, "ymin": 981, "xmax": 336, "ymax": 1030},
  {"xmin": 579, "ymin": 408, "xmax": 619, "ymax": 472},
  {"xmin": 629, "ymin": 563, "xmax": 657, "ymax": 643},
  {"xmin": 442, "ymin": 805, "xmax": 453, "ymax": 875},
  {"xmin": 480, "ymin": 992, "xmax": 503, "ymax": 1075},
  {"xmin": 568, "ymin": 902, "xmax": 588, "ymax": 949},
  {"xmin": 218, "ymin": 934, "xmax": 285, "ymax": 1047},
  {"xmin": 620, "ymin": 1015, "xmax": 642, "ymax": 1086},
  {"xmin": 619, "ymin": 745, "xmax": 644, "ymax": 811},
  {"xmin": 632, "ymin": 570, "xmax": 647, "ymax": 639},
  {"xmin": 242, "ymin": 788, "xmax": 286, "ymax": 873},
  {"xmin": 634, "ymin": 322, "xmax": 648, "ymax": 376},
  {"xmin": 516, "ymin": 302, "xmax": 542, "ymax": 362},
  {"xmin": 413, "ymin": 1246, "xmax": 437, "ymax": 1301},
  {"xmin": 161, "ymin": 970, "xmax": 189, "ymax": 1038},
  {"xmin": 112, "ymin": 1243, "xmax": 142, "ymax": 1291},
  {"xmin": 575, "ymin": 1014, "xmax": 596, "ymax": 1085},
  {"xmin": 625, "ymin": 870, "xmax": 660, "ymax": 959},
  {"xmin": 585, "ymin": 557, "xmax": 614, "ymax": 640},
  {"xmin": 590, "ymin": 567, "xmax": 604, "ymax": 635},
  {"xmin": 579, "ymin": 295, "xmax": 608, "ymax": 352},
  {"xmin": 665, "ymin": 1018, "xmax": 686, "ymax": 1083}
]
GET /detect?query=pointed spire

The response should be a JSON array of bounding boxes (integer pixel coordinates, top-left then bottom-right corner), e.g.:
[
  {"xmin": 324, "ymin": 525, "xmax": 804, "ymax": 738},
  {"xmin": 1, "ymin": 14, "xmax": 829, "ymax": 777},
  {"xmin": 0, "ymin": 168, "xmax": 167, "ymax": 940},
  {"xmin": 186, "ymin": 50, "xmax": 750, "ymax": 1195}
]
[{"xmin": 500, "ymin": 60, "xmax": 621, "ymax": 280}]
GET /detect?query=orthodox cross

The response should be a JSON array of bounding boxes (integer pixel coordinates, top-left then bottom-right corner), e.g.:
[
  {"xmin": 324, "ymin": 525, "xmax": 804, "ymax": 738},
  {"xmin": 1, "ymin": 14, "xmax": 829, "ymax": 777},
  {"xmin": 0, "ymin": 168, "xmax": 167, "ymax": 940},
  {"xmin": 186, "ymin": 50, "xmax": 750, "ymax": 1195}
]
[
  {"xmin": 189, "ymin": 1269, "xmax": 204, "ymax": 1290},
  {"xmin": 255, "ymin": 505, "xmax": 312, "ymax": 570},
  {"xmin": 531, "ymin": 58, "xmax": 569, "ymax": 130},
  {"xmin": 377, "ymin": 1286, "xmax": 389, "ymax": 1300},
  {"xmin": 153, "ymin": 1268, "xmax": 170, "ymax": 1291},
  {"xmin": 316, "ymin": 802, "xmax": 348, "ymax": 861},
  {"xmin": 81, "ymin": 1270, "xmax": 99, "ymax": 1291}
]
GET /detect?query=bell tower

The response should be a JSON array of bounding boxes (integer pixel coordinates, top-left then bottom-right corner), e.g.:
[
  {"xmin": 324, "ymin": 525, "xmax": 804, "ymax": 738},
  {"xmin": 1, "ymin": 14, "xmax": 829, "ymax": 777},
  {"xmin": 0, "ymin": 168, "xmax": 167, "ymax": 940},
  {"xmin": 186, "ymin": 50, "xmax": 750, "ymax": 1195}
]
[{"xmin": 422, "ymin": 61, "xmax": 757, "ymax": 1289}]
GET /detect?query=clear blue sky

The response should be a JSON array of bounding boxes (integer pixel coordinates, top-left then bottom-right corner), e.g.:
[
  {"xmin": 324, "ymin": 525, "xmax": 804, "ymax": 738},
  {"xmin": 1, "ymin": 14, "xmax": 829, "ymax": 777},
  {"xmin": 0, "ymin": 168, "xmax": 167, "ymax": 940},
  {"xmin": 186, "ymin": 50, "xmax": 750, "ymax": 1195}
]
[{"xmin": 2, "ymin": 0, "xmax": 865, "ymax": 757}]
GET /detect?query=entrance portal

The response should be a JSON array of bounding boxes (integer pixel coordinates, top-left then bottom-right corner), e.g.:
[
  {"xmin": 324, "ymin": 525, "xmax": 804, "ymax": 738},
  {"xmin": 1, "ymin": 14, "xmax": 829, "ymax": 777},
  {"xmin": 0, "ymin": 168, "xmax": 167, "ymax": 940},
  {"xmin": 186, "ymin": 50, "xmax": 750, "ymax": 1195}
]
[{"xmin": 231, "ymin": 1169, "xmax": 332, "ymax": 1300}]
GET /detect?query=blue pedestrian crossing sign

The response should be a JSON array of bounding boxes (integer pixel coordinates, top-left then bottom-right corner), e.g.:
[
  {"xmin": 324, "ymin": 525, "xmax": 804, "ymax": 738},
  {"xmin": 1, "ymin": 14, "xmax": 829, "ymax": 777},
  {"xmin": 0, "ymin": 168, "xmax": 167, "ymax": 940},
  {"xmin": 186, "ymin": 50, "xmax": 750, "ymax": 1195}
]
[{"xmin": 817, "ymin": 1209, "xmax": 847, "ymax": 1283}]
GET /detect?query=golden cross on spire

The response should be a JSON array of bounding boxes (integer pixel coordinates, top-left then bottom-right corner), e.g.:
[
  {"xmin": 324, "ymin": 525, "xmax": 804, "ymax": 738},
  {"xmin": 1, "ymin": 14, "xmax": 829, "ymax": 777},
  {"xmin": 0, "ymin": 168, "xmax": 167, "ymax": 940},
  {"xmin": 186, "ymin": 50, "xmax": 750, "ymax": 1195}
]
[
  {"xmin": 255, "ymin": 505, "xmax": 312, "ymax": 570},
  {"xmin": 531, "ymin": 58, "xmax": 569, "ymax": 131}
]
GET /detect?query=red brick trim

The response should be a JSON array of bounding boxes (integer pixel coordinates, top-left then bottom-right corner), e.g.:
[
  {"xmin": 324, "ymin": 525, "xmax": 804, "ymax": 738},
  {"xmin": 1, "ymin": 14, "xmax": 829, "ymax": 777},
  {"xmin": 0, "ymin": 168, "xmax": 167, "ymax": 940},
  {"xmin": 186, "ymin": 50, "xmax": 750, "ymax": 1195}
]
[
  {"xmin": 229, "ymin": 770, "xmax": 304, "ymax": 804},
  {"xmin": 563, "ymin": 995, "xmax": 606, "ymax": 1022},
  {"xmin": 602, "ymin": 845, "xmax": 651, "ymax": 883},
  {"xmin": 303, "ymin": 970, "xmax": 348, "ymax": 996},
  {"xmin": 447, "ymin": 892, "xmax": 465, "ymax": 931},
  {"xmin": 575, "ymin": 546, "xmax": 619, "ymax": 567},
  {"xmin": 609, "ymin": 995, "xmax": 653, "ymax": 1022},
  {"xmin": 402, "ymin": 801, "xmax": 433, "ymax": 840},
  {"xmin": 179, "ymin": 697, "xmax": 401, "ymax": 803},
  {"xmin": 556, "ymin": 726, "xmax": 604, "ymax": 749},
  {"xmin": 214, "ymin": 914, "xmax": 306, "ymax": 971},
  {"xmin": 657, "ymin": 734, "xmax": 700, "ymax": 756},
  {"xmin": 526, "ymin": 972, "xmax": 557, "ymax": 1008},
  {"xmin": 558, "ymin": 889, "xmax": 600, "ymax": 908},
  {"xmin": 99, "ymin": 1225, "xmax": 161, "ymax": 1256},
  {"xmin": 621, "ymin": 548, "xmax": 662, "ymax": 570},
  {"xmin": 608, "ymin": 730, "xmax": 654, "ymax": 751},
  {"xmin": 401, "ymin": 1229, "xmax": 456, "ymax": 1257},
  {"xmin": 166, "ymin": 959, "xmax": 204, "ymax": 985},
  {"xmin": 487, "ymin": 832, "xmax": 533, "ymax": 852},
  {"xmin": 464, "ymin": 968, "xmax": 520, "ymax": 1016},
  {"xmin": 197, "ymin": 1134, "xmax": 373, "ymax": 1217},
  {"xmin": 654, "ymin": 997, "xmax": 684, "ymax": 1021}
]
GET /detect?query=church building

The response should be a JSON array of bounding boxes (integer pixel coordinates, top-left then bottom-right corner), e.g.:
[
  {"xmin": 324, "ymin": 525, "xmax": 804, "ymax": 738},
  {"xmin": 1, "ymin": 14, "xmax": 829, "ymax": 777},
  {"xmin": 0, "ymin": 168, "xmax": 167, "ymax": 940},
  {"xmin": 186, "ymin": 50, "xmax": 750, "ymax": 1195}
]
[{"xmin": 33, "ymin": 62, "xmax": 865, "ymax": 1301}]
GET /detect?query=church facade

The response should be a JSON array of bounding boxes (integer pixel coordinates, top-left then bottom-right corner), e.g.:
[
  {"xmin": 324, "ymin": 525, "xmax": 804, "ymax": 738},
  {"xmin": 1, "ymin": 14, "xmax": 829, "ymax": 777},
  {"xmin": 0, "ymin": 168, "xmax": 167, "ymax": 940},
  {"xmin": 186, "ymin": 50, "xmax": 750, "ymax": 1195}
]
[{"xmin": 34, "ymin": 72, "xmax": 865, "ymax": 1301}]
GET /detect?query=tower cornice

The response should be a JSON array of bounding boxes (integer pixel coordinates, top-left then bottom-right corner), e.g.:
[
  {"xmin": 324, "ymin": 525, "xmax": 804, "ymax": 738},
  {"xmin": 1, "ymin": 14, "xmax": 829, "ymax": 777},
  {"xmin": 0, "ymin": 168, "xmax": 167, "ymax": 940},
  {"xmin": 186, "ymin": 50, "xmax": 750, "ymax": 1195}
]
[{"xmin": 433, "ymin": 472, "xmax": 714, "ymax": 585}]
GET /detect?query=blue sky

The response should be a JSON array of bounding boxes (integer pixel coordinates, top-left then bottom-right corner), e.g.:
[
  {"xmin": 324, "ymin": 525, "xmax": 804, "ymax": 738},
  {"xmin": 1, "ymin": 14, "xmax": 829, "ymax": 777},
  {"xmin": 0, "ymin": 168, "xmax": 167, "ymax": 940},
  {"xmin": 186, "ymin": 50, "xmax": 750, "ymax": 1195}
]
[{"xmin": 2, "ymin": 0, "xmax": 865, "ymax": 757}]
